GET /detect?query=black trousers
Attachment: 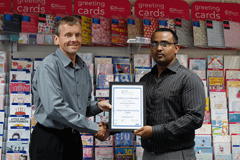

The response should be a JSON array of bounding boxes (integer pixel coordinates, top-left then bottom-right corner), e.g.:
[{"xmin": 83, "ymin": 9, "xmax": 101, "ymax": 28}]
[{"xmin": 29, "ymin": 123, "xmax": 83, "ymax": 160}]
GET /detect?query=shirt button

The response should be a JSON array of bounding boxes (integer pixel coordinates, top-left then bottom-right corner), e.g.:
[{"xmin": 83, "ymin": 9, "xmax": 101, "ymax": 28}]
[
  {"xmin": 77, "ymin": 94, "xmax": 80, "ymax": 96},
  {"xmin": 77, "ymin": 81, "xmax": 79, "ymax": 83}
]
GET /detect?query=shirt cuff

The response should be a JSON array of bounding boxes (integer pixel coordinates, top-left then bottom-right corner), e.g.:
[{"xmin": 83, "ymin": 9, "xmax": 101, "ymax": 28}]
[{"xmin": 151, "ymin": 124, "xmax": 166, "ymax": 142}]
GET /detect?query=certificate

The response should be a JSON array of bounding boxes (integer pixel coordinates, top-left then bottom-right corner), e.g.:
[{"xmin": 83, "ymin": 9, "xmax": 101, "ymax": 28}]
[{"xmin": 109, "ymin": 82, "xmax": 146, "ymax": 132}]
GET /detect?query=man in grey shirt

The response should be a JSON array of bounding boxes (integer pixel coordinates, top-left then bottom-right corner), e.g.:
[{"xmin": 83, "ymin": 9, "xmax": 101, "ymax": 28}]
[{"xmin": 29, "ymin": 16, "xmax": 112, "ymax": 160}]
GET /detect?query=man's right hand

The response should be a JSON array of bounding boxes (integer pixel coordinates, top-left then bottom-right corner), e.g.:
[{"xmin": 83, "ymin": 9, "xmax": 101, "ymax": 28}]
[{"xmin": 93, "ymin": 122, "xmax": 109, "ymax": 141}]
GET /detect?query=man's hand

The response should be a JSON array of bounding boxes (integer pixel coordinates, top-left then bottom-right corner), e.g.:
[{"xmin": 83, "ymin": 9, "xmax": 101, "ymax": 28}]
[
  {"xmin": 93, "ymin": 122, "xmax": 110, "ymax": 141},
  {"xmin": 97, "ymin": 100, "xmax": 112, "ymax": 111},
  {"xmin": 133, "ymin": 126, "xmax": 153, "ymax": 139}
]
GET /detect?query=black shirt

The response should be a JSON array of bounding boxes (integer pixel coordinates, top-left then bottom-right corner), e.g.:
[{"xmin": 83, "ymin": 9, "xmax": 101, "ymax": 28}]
[{"xmin": 140, "ymin": 59, "xmax": 205, "ymax": 153}]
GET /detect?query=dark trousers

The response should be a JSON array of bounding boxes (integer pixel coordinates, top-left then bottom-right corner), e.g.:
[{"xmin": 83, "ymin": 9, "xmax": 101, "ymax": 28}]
[{"xmin": 29, "ymin": 123, "xmax": 83, "ymax": 160}]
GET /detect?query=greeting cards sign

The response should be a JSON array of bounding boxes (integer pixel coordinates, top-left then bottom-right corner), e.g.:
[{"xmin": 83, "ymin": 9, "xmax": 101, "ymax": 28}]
[
  {"xmin": 192, "ymin": 1, "xmax": 240, "ymax": 22},
  {"xmin": 13, "ymin": 0, "xmax": 72, "ymax": 15},
  {"xmin": 0, "ymin": 0, "xmax": 11, "ymax": 14},
  {"xmin": 74, "ymin": 0, "xmax": 131, "ymax": 18},
  {"xmin": 135, "ymin": 0, "xmax": 190, "ymax": 20}
]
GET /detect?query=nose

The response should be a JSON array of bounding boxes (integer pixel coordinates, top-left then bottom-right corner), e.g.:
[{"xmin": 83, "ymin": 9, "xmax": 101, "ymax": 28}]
[
  {"xmin": 157, "ymin": 44, "xmax": 163, "ymax": 50},
  {"xmin": 71, "ymin": 35, "xmax": 77, "ymax": 41}
]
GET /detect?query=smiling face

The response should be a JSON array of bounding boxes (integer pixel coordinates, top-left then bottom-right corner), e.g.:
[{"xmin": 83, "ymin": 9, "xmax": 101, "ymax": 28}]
[
  {"xmin": 54, "ymin": 23, "xmax": 82, "ymax": 56},
  {"xmin": 151, "ymin": 31, "xmax": 180, "ymax": 67}
]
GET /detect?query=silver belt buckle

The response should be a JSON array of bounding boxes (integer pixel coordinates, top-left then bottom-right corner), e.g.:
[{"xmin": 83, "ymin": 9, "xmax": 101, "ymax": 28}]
[
  {"xmin": 72, "ymin": 128, "xmax": 76, "ymax": 133},
  {"xmin": 150, "ymin": 152, "xmax": 155, "ymax": 155}
]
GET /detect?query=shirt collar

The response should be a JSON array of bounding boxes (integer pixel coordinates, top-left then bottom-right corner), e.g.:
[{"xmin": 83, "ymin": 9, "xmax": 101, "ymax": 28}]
[
  {"xmin": 56, "ymin": 48, "xmax": 84, "ymax": 69},
  {"xmin": 151, "ymin": 59, "xmax": 180, "ymax": 74}
]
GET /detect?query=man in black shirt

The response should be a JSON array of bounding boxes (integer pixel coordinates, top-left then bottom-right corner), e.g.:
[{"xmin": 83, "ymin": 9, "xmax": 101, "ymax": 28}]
[{"xmin": 134, "ymin": 28, "xmax": 205, "ymax": 160}]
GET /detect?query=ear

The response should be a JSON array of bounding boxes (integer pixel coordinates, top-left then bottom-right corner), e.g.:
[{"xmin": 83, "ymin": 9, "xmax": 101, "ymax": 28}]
[
  {"xmin": 174, "ymin": 44, "xmax": 180, "ymax": 54},
  {"xmin": 53, "ymin": 35, "xmax": 59, "ymax": 45}
]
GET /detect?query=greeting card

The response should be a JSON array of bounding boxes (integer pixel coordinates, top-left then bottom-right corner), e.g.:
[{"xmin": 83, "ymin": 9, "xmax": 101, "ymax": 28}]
[
  {"xmin": 207, "ymin": 56, "xmax": 223, "ymax": 69},
  {"xmin": 134, "ymin": 54, "xmax": 151, "ymax": 67},
  {"xmin": 95, "ymin": 89, "xmax": 109, "ymax": 97},
  {"xmin": 214, "ymin": 154, "xmax": 231, "ymax": 160},
  {"xmin": 175, "ymin": 18, "xmax": 193, "ymax": 47},
  {"xmin": 6, "ymin": 153, "xmax": 28, "ymax": 160},
  {"xmin": 225, "ymin": 69, "xmax": 240, "ymax": 79},
  {"xmin": 112, "ymin": 57, "xmax": 130, "ymax": 64},
  {"xmin": 95, "ymin": 135, "xmax": 114, "ymax": 146},
  {"xmin": 229, "ymin": 111, "xmax": 240, "ymax": 123},
  {"xmin": 230, "ymin": 123, "xmax": 240, "ymax": 135},
  {"xmin": 136, "ymin": 147, "xmax": 144, "ymax": 157},
  {"xmin": 203, "ymin": 111, "xmax": 210, "ymax": 124},
  {"xmin": 9, "ymin": 81, "xmax": 31, "ymax": 93},
  {"xmin": 195, "ymin": 123, "xmax": 211, "ymax": 135},
  {"xmin": 81, "ymin": 16, "xmax": 92, "ymax": 44},
  {"xmin": 10, "ymin": 104, "xmax": 32, "ymax": 118},
  {"xmin": 207, "ymin": 20, "xmax": 225, "ymax": 47},
  {"xmin": 210, "ymin": 98, "xmax": 227, "ymax": 109},
  {"xmin": 10, "ymin": 93, "xmax": 31, "ymax": 104},
  {"xmin": 188, "ymin": 58, "xmax": 206, "ymax": 70},
  {"xmin": 114, "ymin": 64, "xmax": 131, "ymax": 74},
  {"xmin": 143, "ymin": 17, "xmax": 158, "ymax": 40},
  {"xmin": 10, "ymin": 69, "xmax": 31, "ymax": 81},
  {"xmin": 114, "ymin": 74, "xmax": 132, "ymax": 82},
  {"xmin": 77, "ymin": 53, "xmax": 93, "ymax": 64},
  {"xmin": 194, "ymin": 135, "xmax": 212, "ymax": 147},
  {"xmin": 36, "ymin": 34, "xmax": 44, "ymax": 45},
  {"xmin": 176, "ymin": 54, "xmax": 188, "ymax": 68},
  {"xmin": 83, "ymin": 147, "xmax": 93, "ymax": 159},
  {"xmin": 111, "ymin": 16, "xmax": 128, "ymax": 44},
  {"xmin": 8, "ymin": 129, "xmax": 30, "ymax": 141},
  {"xmin": 8, "ymin": 117, "xmax": 30, "ymax": 130},
  {"xmin": 34, "ymin": 58, "xmax": 43, "ymax": 70},
  {"xmin": 18, "ymin": 33, "xmax": 28, "ymax": 44},
  {"xmin": 44, "ymin": 34, "xmax": 54, "ymax": 45},
  {"xmin": 223, "ymin": 21, "xmax": 240, "ymax": 48},
  {"xmin": 209, "ymin": 89, "xmax": 226, "ymax": 98},
  {"xmin": 212, "ymin": 119, "xmax": 228, "ymax": 136},
  {"xmin": 96, "ymin": 64, "xmax": 113, "ymax": 75},
  {"xmin": 193, "ymin": 20, "xmax": 208, "ymax": 46},
  {"xmin": 81, "ymin": 135, "xmax": 93, "ymax": 146},
  {"xmin": 115, "ymin": 132, "xmax": 133, "ymax": 147},
  {"xmin": 229, "ymin": 98, "xmax": 240, "ymax": 111},
  {"xmin": 95, "ymin": 111, "xmax": 109, "ymax": 123},
  {"xmin": 6, "ymin": 141, "xmax": 29, "ymax": 153},
  {"xmin": 214, "ymin": 142, "xmax": 231, "ymax": 154},
  {"xmin": 12, "ymin": 59, "xmax": 33, "ymax": 72},
  {"xmin": 21, "ymin": 13, "xmax": 38, "ymax": 33},
  {"xmin": 38, "ymin": 14, "xmax": 56, "ymax": 34},
  {"xmin": 224, "ymin": 56, "xmax": 240, "ymax": 71},
  {"xmin": 208, "ymin": 76, "xmax": 224, "ymax": 90},
  {"xmin": 28, "ymin": 33, "xmax": 36, "ymax": 44},
  {"xmin": 95, "ymin": 147, "xmax": 114, "ymax": 160}
]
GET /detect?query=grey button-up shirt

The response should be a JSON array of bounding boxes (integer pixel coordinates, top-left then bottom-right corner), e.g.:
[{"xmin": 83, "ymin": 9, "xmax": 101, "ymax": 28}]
[{"xmin": 32, "ymin": 48, "xmax": 101, "ymax": 134}]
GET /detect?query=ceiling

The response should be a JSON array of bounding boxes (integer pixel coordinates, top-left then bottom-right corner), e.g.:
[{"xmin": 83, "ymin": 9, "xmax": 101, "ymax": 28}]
[{"xmin": 71, "ymin": 0, "xmax": 240, "ymax": 7}]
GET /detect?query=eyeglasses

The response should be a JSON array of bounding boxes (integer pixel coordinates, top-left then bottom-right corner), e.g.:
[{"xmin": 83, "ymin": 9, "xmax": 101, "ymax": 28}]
[{"xmin": 150, "ymin": 41, "xmax": 177, "ymax": 49}]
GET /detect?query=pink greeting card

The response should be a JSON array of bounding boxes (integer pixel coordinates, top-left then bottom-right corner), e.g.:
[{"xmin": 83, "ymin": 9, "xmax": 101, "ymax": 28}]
[
  {"xmin": 36, "ymin": 34, "xmax": 44, "ymax": 45},
  {"xmin": 95, "ymin": 147, "xmax": 114, "ymax": 160},
  {"xmin": 12, "ymin": 59, "xmax": 33, "ymax": 72},
  {"xmin": 83, "ymin": 147, "xmax": 93, "ymax": 158},
  {"xmin": 95, "ymin": 135, "xmax": 114, "ymax": 146},
  {"xmin": 10, "ymin": 81, "xmax": 31, "ymax": 93}
]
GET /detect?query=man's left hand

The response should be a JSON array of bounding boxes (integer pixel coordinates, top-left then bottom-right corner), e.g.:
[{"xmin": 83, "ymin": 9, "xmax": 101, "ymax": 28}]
[
  {"xmin": 133, "ymin": 126, "xmax": 153, "ymax": 139},
  {"xmin": 97, "ymin": 100, "xmax": 112, "ymax": 111}
]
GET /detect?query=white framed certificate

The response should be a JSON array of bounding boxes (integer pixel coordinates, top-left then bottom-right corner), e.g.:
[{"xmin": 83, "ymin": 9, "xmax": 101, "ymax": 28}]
[{"xmin": 109, "ymin": 82, "xmax": 146, "ymax": 132}]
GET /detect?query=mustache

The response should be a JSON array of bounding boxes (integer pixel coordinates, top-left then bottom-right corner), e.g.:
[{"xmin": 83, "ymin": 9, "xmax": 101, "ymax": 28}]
[
  {"xmin": 67, "ymin": 41, "xmax": 80, "ymax": 45},
  {"xmin": 156, "ymin": 52, "xmax": 164, "ymax": 55}
]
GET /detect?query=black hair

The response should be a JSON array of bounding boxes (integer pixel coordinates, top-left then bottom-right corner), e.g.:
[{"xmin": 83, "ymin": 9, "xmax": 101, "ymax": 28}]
[{"xmin": 151, "ymin": 28, "xmax": 178, "ymax": 44}]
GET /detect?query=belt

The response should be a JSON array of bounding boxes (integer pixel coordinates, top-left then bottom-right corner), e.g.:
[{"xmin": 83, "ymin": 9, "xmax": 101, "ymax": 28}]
[{"xmin": 63, "ymin": 127, "xmax": 79, "ymax": 134}]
